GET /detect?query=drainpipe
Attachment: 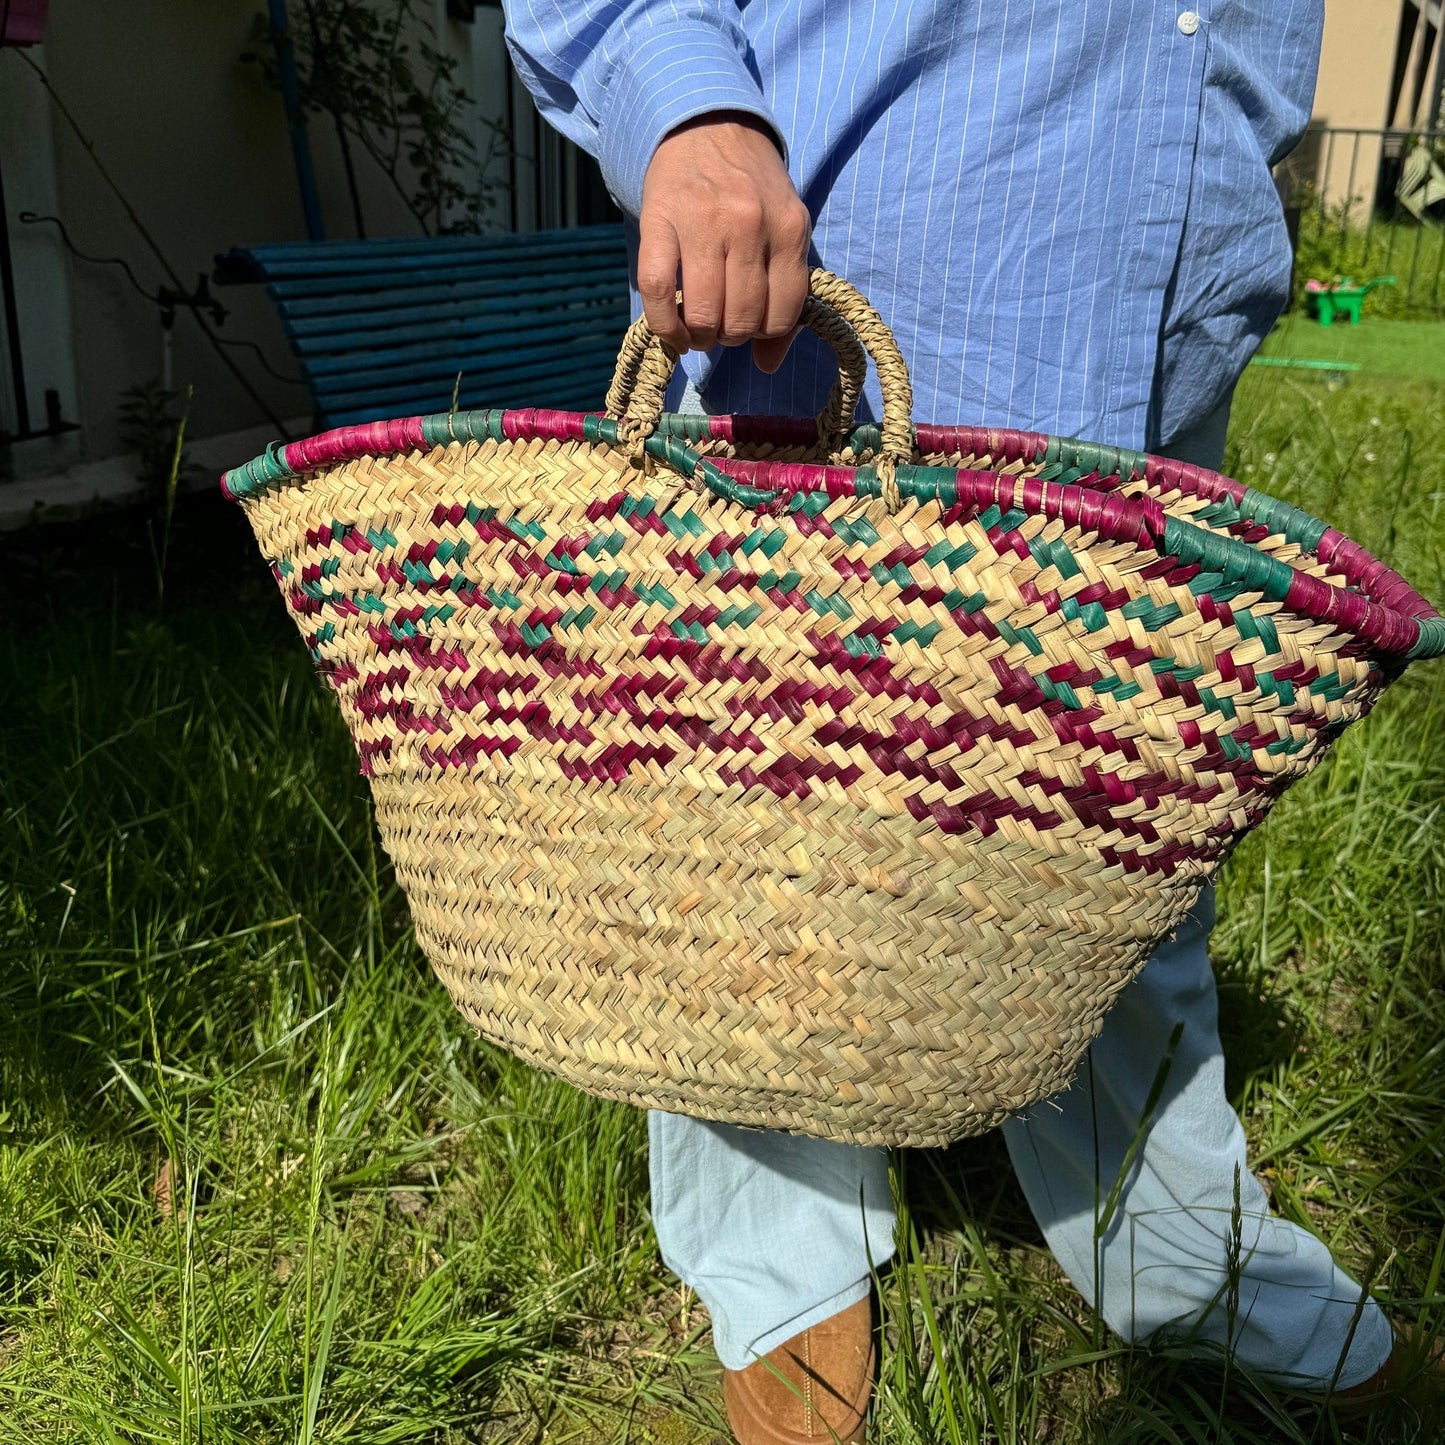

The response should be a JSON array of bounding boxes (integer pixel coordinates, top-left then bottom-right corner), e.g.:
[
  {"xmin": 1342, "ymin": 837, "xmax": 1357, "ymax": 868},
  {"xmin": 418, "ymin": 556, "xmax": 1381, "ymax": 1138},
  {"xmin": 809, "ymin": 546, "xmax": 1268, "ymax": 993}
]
[{"xmin": 268, "ymin": 0, "xmax": 325, "ymax": 240}]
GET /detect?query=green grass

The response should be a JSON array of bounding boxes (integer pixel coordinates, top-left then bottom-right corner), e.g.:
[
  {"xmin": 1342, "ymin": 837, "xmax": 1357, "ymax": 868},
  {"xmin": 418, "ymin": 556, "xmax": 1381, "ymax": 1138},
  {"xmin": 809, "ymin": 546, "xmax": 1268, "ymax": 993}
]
[
  {"xmin": 1258, "ymin": 316, "xmax": 1445, "ymax": 383},
  {"xmin": 1, "ymin": 353, "xmax": 1443, "ymax": 1443}
]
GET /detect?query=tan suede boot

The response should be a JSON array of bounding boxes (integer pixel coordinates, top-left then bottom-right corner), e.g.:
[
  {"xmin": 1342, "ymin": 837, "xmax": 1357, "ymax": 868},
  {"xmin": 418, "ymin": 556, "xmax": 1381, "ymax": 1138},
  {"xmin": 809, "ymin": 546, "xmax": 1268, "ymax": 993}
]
[
  {"xmin": 721, "ymin": 1295, "xmax": 875, "ymax": 1445},
  {"xmin": 1320, "ymin": 1326, "xmax": 1445, "ymax": 1424}
]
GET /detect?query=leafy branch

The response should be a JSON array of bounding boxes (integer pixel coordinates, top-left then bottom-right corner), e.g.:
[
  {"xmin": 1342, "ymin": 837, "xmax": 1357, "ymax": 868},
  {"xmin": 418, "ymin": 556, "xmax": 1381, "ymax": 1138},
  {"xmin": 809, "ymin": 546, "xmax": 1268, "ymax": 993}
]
[{"xmin": 244, "ymin": 0, "xmax": 506, "ymax": 236}]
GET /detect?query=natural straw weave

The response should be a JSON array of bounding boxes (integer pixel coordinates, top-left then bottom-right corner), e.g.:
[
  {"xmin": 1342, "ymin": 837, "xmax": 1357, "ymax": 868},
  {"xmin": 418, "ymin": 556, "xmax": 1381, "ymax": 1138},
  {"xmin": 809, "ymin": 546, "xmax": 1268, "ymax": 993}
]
[{"xmin": 224, "ymin": 271, "xmax": 1444, "ymax": 1147}]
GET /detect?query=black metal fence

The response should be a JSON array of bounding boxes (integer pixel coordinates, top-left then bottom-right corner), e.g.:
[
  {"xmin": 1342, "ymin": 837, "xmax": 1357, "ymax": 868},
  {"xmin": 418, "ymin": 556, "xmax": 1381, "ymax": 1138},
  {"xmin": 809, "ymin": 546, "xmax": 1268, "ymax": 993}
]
[{"xmin": 1277, "ymin": 125, "xmax": 1445, "ymax": 315}]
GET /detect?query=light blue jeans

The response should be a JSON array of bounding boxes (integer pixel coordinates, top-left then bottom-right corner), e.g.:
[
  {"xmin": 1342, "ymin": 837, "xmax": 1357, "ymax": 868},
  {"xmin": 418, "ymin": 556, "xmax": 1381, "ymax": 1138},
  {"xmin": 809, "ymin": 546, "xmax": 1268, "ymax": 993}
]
[{"xmin": 647, "ymin": 387, "xmax": 1394, "ymax": 1388}]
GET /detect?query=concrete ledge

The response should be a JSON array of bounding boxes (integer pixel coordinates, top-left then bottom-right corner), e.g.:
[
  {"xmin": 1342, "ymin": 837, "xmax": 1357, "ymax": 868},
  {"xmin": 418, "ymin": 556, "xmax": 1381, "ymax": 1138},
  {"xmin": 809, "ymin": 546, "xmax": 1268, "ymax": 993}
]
[{"xmin": 0, "ymin": 417, "xmax": 310, "ymax": 532}]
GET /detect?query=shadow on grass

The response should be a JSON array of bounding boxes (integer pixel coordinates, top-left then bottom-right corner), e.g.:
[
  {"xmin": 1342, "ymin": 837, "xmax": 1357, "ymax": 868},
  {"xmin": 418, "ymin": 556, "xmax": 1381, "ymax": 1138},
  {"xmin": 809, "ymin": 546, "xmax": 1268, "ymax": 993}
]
[{"xmin": 1215, "ymin": 957, "xmax": 1307, "ymax": 1106}]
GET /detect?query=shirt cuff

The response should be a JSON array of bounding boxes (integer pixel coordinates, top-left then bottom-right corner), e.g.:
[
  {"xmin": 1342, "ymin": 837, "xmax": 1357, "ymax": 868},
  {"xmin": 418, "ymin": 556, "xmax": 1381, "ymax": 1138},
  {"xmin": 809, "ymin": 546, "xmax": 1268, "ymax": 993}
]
[{"xmin": 597, "ymin": 22, "xmax": 783, "ymax": 217}]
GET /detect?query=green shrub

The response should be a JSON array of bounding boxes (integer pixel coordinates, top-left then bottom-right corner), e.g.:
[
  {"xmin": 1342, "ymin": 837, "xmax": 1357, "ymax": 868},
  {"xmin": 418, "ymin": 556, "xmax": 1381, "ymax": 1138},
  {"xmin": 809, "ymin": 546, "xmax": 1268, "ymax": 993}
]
[{"xmin": 1291, "ymin": 190, "xmax": 1445, "ymax": 320}]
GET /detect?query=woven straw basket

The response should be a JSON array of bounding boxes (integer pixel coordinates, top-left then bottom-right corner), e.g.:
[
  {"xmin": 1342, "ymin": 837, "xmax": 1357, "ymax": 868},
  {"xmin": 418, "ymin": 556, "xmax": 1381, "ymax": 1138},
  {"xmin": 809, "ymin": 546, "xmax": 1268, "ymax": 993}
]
[{"xmin": 224, "ymin": 271, "xmax": 1444, "ymax": 1148}]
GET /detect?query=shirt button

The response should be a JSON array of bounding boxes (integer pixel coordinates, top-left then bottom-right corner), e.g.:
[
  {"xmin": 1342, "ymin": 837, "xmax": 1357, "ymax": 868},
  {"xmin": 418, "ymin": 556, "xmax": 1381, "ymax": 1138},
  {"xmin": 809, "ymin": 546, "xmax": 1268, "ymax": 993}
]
[{"xmin": 1177, "ymin": 10, "xmax": 1200, "ymax": 34}]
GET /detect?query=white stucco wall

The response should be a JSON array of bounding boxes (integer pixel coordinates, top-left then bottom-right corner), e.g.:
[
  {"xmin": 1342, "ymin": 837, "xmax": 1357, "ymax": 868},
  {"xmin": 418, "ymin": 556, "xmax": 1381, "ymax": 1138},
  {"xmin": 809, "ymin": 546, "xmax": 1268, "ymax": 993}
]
[
  {"xmin": 1, "ymin": 0, "xmax": 509, "ymax": 473},
  {"xmin": 1306, "ymin": 0, "xmax": 1402, "ymax": 216}
]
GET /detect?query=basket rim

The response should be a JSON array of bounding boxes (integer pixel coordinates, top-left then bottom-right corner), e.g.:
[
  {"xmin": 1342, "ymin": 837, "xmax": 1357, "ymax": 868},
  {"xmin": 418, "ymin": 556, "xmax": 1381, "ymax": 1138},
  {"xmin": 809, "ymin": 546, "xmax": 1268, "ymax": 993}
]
[{"xmin": 220, "ymin": 407, "xmax": 1445, "ymax": 661}]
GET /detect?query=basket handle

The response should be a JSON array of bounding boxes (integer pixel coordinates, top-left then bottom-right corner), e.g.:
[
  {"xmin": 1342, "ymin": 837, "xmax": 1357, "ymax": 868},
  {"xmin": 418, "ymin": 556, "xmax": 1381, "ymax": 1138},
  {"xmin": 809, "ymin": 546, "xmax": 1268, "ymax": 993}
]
[
  {"xmin": 605, "ymin": 292, "xmax": 869, "ymax": 457},
  {"xmin": 605, "ymin": 268, "xmax": 915, "ymax": 486}
]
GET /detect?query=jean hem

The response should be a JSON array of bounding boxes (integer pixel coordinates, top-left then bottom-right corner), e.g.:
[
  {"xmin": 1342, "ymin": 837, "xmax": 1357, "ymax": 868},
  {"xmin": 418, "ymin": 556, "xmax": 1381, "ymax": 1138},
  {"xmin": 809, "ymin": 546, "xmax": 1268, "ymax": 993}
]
[
  {"xmin": 710, "ymin": 1283, "xmax": 867, "ymax": 1369},
  {"xmin": 719, "ymin": 1275, "xmax": 876, "ymax": 1373}
]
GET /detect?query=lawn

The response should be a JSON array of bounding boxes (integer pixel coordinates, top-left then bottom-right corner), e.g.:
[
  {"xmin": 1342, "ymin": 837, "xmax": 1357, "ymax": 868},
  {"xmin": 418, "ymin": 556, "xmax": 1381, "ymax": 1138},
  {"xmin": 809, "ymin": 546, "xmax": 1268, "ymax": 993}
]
[
  {"xmin": 1257, "ymin": 314, "xmax": 1445, "ymax": 383},
  {"xmin": 1, "ymin": 331, "xmax": 1443, "ymax": 1444}
]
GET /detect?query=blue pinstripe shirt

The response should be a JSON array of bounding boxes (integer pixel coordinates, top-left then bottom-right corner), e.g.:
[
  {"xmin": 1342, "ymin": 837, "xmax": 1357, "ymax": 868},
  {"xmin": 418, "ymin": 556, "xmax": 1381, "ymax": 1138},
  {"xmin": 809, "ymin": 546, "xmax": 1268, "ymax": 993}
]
[{"xmin": 502, "ymin": 0, "xmax": 1322, "ymax": 452}]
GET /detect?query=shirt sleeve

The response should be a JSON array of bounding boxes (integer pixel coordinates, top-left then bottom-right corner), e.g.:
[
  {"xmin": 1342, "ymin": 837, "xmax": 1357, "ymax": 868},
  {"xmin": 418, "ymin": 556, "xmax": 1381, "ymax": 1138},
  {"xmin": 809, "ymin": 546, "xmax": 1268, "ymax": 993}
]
[{"xmin": 501, "ymin": 1, "xmax": 782, "ymax": 217}]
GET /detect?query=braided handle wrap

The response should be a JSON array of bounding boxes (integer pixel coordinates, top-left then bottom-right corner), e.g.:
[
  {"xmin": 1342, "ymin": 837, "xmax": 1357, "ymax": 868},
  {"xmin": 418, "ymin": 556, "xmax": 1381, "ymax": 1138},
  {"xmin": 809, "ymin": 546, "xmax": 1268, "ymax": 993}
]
[
  {"xmin": 806, "ymin": 268, "xmax": 914, "ymax": 500},
  {"xmin": 605, "ymin": 271, "xmax": 915, "ymax": 497},
  {"xmin": 605, "ymin": 293, "xmax": 869, "ymax": 462}
]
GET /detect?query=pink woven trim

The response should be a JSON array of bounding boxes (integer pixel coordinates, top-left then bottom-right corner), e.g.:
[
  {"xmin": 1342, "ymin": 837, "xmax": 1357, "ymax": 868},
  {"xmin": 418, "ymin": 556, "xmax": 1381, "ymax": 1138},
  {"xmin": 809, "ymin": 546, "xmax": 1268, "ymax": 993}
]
[
  {"xmin": 1317, "ymin": 530, "xmax": 1436, "ymax": 620},
  {"xmin": 708, "ymin": 458, "xmax": 1167, "ymax": 552},
  {"xmin": 502, "ymin": 407, "xmax": 589, "ymax": 441},
  {"xmin": 915, "ymin": 425, "xmax": 1051, "ymax": 461},
  {"xmin": 1145, "ymin": 455, "xmax": 1243, "ymax": 505},
  {"xmin": 285, "ymin": 416, "xmax": 426, "ymax": 474},
  {"xmin": 1283, "ymin": 569, "xmax": 1416, "ymax": 654},
  {"xmin": 723, "ymin": 414, "xmax": 821, "ymax": 446},
  {"xmin": 710, "ymin": 418, "xmax": 1053, "ymax": 461}
]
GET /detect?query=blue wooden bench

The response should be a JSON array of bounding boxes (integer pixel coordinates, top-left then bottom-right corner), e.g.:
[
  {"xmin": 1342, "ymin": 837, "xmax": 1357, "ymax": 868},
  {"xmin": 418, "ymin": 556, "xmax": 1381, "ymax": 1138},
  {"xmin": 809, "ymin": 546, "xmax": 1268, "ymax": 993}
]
[{"xmin": 214, "ymin": 223, "xmax": 630, "ymax": 428}]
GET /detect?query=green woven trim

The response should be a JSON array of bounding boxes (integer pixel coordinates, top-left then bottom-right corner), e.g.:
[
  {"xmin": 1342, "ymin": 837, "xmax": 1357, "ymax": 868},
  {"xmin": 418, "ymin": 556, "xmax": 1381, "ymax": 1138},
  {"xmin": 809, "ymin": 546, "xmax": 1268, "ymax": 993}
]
[
  {"xmin": 1193, "ymin": 487, "xmax": 1334, "ymax": 559},
  {"xmin": 1042, "ymin": 435, "xmax": 1151, "ymax": 481},
  {"xmin": 660, "ymin": 413, "xmax": 716, "ymax": 443},
  {"xmin": 651, "ymin": 414, "xmax": 880, "ymax": 457},
  {"xmin": 1161, "ymin": 515, "xmax": 1294, "ymax": 603},
  {"xmin": 638, "ymin": 431, "xmax": 781, "ymax": 507},
  {"xmin": 849, "ymin": 465, "xmax": 956, "ymax": 507},
  {"xmin": 419, "ymin": 409, "xmax": 509, "ymax": 448},
  {"xmin": 1409, "ymin": 617, "xmax": 1445, "ymax": 659},
  {"xmin": 1234, "ymin": 488, "xmax": 1330, "ymax": 554},
  {"xmin": 846, "ymin": 424, "xmax": 879, "ymax": 455},
  {"xmin": 227, "ymin": 441, "xmax": 293, "ymax": 497}
]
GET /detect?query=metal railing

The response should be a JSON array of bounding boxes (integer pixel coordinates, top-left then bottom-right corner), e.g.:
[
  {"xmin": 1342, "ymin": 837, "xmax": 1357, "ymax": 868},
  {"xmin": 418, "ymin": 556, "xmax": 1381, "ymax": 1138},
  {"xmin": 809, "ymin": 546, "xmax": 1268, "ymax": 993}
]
[{"xmin": 1277, "ymin": 125, "xmax": 1445, "ymax": 315}]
